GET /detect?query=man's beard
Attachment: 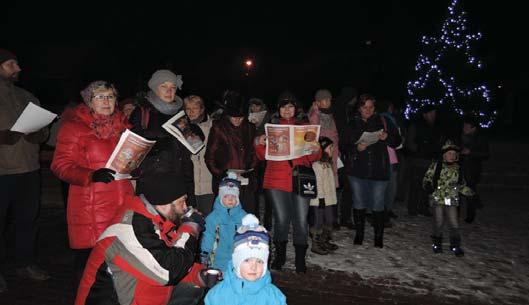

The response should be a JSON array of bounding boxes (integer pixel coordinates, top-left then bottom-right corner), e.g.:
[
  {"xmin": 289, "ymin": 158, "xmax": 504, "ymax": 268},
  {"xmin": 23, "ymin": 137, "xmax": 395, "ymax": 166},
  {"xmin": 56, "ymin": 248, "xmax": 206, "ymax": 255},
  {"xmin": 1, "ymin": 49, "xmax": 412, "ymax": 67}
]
[{"xmin": 1, "ymin": 72, "xmax": 19, "ymax": 83}]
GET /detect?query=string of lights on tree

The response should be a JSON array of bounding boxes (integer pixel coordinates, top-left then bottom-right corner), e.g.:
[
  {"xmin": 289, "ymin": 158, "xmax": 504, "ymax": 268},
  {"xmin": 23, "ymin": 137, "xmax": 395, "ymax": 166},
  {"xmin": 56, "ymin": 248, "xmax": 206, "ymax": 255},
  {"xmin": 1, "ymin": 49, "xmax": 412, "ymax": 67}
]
[{"xmin": 405, "ymin": 0, "xmax": 496, "ymax": 128}]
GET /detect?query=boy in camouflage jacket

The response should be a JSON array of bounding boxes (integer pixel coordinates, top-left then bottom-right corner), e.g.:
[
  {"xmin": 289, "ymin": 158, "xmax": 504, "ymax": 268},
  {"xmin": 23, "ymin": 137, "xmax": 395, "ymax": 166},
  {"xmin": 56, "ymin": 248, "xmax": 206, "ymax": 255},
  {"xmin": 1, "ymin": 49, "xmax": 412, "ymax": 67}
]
[{"xmin": 423, "ymin": 140, "xmax": 474, "ymax": 257}]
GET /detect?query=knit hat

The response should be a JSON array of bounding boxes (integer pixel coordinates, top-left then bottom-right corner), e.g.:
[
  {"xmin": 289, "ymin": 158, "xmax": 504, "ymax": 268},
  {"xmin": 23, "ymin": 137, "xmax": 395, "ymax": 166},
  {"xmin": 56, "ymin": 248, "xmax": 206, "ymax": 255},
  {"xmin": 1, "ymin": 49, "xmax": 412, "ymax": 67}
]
[
  {"xmin": 319, "ymin": 136, "xmax": 334, "ymax": 151},
  {"xmin": 218, "ymin": 172, "xmax": 240, "ymax": 207},
  {"xmin": 232, "ymin": 214, "xmax": 270, "ymax": 279},
  {"xmin": 0, "ymin": 49, "xmax": 17, "ymax": 65},
  {"xmin": 315, "ymin": 89, "xmax": 332, "ymax": 101},
  {"xmin": 277, "ymin": 91, "xmax": 298, "ymax": 109},
  {"xmin": 80, "ymin": 80, "xmax": 118, "ymax": 104},
  {"xmin": 147, "ymin": 70, "xmax": 183, "ymax": 92},
  {"xmin": 441, "ymin": 139, "xmax": 460, "ymax": 155},
  {"xmin": 139, "ymin": 173, "xmax": 187, "ymax": 205}
]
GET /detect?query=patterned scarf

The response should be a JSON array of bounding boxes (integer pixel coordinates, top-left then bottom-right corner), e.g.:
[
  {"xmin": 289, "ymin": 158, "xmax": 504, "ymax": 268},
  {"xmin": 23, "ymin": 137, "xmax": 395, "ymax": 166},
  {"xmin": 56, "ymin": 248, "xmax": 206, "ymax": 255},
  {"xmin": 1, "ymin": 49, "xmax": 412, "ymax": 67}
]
[{"xmin": 90, "ymin": 112, "xmax": 121, "ymax": 139}]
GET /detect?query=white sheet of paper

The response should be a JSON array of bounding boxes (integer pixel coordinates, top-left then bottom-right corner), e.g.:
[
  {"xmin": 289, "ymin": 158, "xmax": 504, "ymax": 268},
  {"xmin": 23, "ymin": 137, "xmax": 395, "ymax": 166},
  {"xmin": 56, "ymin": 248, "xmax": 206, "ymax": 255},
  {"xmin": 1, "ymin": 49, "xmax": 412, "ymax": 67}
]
[
  {"xmin": 10, "ymin": 102, "xmax": 57, "ymax": 134},
  {"xmin": 355, "ymin": 129, "xmax": 383, "ymax": 146},
  {"xmin": 337, "ymin": 157, "xmax": 344, "ymax": 169}
]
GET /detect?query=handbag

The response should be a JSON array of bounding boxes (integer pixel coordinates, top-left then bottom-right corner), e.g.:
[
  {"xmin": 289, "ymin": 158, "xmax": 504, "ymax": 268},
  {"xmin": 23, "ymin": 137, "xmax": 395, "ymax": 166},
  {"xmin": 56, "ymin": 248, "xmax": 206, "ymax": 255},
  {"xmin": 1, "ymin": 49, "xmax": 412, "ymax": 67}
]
[{"xmin": 289, "ymin": 160, "xmax": 317, "ymax": 198}]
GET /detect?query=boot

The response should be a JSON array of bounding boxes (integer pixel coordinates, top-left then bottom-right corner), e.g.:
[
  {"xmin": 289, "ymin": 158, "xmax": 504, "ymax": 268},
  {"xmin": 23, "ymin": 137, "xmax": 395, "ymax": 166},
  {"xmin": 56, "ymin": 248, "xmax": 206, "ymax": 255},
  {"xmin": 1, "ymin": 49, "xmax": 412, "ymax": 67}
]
[
  {"xmin": 373, "ymin": 211, "xmax": 385, "ymax": 248},
  {"xmin": 310, "ymin": 230, "xmax": 329, "ymax": 255},
  {"xmin": 384, "ymin": 211, "xmax": 393, "ymax": 228},
  {"xmin": 353, "ymin": 209, "xmax": 366, "ymax": 245},
  {"xmin": 431, "ymin": 235, "xmax": 443, "ymax": 254},
  {"xmin": 450, "ymin": 237, "xmax": 465, "ymax": 257},
  {"xmin": 322, "ymin": 227, "xmax": 338, "ymax": 251},
  {"xmin": 294, "ymin": 244, "xmax": 308, "ymax": 273},
  {"xmin": 271, "ymin": 241, "xmax": 287, "ymax": 270}
]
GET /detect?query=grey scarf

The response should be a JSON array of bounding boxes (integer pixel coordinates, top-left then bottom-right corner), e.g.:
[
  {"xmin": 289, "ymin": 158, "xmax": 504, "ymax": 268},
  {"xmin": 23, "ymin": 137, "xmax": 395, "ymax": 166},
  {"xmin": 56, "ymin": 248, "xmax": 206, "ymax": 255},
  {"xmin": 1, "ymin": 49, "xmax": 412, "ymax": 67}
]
[{"xmin": 147, "ymin": 91, "xmax": 183, "ymax": 115}]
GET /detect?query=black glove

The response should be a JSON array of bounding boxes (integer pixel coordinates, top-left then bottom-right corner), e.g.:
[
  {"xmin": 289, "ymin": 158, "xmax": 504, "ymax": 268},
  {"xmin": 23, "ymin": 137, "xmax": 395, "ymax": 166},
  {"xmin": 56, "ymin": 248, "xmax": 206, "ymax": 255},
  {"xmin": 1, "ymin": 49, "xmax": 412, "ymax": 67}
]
[
  {"xmin": 181, "ymin": 209, "xmax": 205, "ymax": 233},
  {"xmin": 0, "ymin": 130, "xmax": 23, "ymax": 145},
  {"xmin": 199, "ymin": 268, "xmax": 223, "ymax": 288},
  {"xmin": 91, "ymin": 168, "xmax": 116, "ymax": 183}
]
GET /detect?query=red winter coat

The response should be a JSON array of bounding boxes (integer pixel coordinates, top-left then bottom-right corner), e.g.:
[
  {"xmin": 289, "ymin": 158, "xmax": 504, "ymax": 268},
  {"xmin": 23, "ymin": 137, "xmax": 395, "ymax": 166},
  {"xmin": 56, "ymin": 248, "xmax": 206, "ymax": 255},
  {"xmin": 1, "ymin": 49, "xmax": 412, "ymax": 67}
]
[
  {"xmin": 51, "ymin": 104, "xmax": 134, "ymax": 249},
  {"xmin": 255, "ymin": 117, "xmax": 322, "ymax": 192}
]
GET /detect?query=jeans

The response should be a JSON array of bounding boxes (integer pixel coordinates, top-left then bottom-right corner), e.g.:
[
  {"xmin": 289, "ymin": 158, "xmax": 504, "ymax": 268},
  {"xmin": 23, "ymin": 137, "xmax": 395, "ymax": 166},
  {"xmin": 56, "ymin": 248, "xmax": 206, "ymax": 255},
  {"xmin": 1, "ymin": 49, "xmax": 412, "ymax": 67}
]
[
  {"xmin": 432, "ymin": 204, "xmax": 460, "ymax": 240},
  {"xmin": 265, "ymin": 189, "xmax": 309, "ymax": 246},
  {"xmin": 384, "ymin": 164, "xmax": 399, "ymax": 211},
  {"xmin": 0, "ymin": 170, "xmax": 41, "ymax": 268},
  {"xmin": 348, "ymin": 176, "xmax": 388, "ymax": 212}
]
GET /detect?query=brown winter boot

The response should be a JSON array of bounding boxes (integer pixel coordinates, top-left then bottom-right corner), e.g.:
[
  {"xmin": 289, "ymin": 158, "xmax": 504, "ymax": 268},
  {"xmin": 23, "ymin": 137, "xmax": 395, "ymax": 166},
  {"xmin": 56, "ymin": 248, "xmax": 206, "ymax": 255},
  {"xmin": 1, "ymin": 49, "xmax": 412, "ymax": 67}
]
[
  {"xmin": 322, "ymin": 227, "xmax": 339, "ymax": 251},
  {"xmin": 310, "ymin": 229, "xmax": 329, "ymax": 255}
]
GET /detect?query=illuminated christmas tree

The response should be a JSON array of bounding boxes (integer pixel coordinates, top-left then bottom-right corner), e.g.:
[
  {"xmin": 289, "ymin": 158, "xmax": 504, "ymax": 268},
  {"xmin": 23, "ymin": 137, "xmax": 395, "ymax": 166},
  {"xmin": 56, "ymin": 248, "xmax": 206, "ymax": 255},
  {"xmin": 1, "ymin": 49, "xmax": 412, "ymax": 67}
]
[{"xmin": 405, "ymin": 0, "xmax": 496, "ymax": 127}]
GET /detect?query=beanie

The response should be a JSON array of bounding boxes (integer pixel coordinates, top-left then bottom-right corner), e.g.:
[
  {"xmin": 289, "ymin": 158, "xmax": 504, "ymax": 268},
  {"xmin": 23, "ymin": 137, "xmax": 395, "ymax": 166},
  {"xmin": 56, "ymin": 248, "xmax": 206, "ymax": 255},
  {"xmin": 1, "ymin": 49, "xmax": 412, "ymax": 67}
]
[
  {"xmin": 147, "ymin": 70, "xmax": 183, "ymax": 92},
  {"xmin": 0, "ymin": 49, "xmax": 17, "ymax": 65},
  {"xmin": 218, "ymin": 172, "xmax": 240, "ymax": 207},
  {"xmin": 315, "ymin": 89, "xmax": 332, "ymax": 101},
  {"xmin": 139, "ymin": 173, "xmax": 187, "ymax": 205},
  {"xmin": 277, "ymin": 91, "xmax": 298, "ymax": 109},
  {"xmin": 232, "ymin": 214, "xmax": 270, "ymax": 279}
]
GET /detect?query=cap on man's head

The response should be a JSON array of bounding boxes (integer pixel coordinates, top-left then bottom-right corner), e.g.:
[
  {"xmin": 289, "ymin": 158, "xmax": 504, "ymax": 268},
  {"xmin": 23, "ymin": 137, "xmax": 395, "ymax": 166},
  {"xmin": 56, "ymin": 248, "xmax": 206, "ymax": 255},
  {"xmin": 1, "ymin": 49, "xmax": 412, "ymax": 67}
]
[
  {"xmin": 315, "ymin": 89, "xmax": 332, "ymax": 101},
  {"xmin": 139, "ymin": 173, "xmax": 187, "ymax": 205},
  {"xmin": 0, "ymin": 49, "xmax": 17, "ymax": 65}
]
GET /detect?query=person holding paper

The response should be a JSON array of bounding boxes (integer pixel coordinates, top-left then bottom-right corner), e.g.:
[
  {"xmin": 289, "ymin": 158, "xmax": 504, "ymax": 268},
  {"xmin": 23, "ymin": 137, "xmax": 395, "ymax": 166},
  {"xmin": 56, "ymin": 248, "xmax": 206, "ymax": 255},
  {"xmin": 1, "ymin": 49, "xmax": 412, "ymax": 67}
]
[
  {"xmin": 51, "ymin": 80, "xmax": 134, "ymax": 286},
  {"xmin": 129, "ymin": 69, "xmax": 195, "ymax": 207},
  {"xmin": 344, "ymin": 94, "xmax": 401, "ymax": 249},
  {"xmin": 254, "ymin": 91, "xmax": 321, "ymax": 274},
  {"xmin": 0, "ymin": 49, "xmax": 51, "ymax": 290}
]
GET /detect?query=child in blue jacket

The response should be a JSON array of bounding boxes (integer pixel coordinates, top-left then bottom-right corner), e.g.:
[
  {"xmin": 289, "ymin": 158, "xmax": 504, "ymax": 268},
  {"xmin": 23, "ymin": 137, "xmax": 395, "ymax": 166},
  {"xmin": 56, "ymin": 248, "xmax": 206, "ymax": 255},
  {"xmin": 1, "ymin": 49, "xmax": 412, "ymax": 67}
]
[
  {"xmin": 205, "ymin": 214, "xmax": 286, "ymax": 305},
  {"xmin": 201, "ymin": 173, "xmax": 247, "ymax": 271}
]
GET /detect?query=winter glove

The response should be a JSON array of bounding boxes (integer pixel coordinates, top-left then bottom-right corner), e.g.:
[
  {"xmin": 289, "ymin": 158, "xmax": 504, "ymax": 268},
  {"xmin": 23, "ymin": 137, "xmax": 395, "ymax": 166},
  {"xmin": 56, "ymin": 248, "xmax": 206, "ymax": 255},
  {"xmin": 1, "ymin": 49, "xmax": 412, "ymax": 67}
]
[
  {"xmin": 198, "ymin": 268, "xmax": 223, "ymax": 288},
  {"xmin": 24, "ymin": 129, "xmax": 46, "ymax": 144},
  {"xmin": 178, "ymin": 208, "xmax": 205, "ymax": 237},
  {"xmin": 91, "ymin": 168, "xmax": 116, "ymax": 183},
  {"xmin": 0, "ymin": 130, "xmax": 23, "ymax": 145}
]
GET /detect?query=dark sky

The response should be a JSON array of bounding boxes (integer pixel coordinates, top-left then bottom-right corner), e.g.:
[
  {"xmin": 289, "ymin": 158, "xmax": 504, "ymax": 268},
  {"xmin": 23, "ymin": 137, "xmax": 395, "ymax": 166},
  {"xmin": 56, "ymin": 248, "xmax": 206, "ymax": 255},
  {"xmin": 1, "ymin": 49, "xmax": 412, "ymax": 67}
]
[{"xmin": 1, "ymin": 1, "xmax": 524, "ymax": 110}]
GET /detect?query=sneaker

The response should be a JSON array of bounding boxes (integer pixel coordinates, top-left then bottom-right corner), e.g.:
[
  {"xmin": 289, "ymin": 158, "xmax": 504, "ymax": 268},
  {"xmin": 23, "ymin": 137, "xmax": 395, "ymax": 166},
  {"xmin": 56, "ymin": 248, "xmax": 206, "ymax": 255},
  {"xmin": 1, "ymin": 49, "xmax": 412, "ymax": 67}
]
[
  {"xmin": 0, "ymin": 273, "xmax": 7, "ymax": 293},
  {"xmin": 16, "ymin": 265, "xmax": 51, "ymax": 281},
  {"xmin": 450, "ymin": 246, "xmax": 465, "ymax": 257}
]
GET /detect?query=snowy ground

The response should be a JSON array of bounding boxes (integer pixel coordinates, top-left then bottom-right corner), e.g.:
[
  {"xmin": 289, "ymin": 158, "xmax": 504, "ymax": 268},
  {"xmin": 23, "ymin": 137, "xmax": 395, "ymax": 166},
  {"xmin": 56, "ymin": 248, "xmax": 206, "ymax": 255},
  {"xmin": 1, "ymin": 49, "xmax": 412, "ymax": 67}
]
[{"xmin": 275, "ymin": 186, "xmax": 529, "ymax": 305}]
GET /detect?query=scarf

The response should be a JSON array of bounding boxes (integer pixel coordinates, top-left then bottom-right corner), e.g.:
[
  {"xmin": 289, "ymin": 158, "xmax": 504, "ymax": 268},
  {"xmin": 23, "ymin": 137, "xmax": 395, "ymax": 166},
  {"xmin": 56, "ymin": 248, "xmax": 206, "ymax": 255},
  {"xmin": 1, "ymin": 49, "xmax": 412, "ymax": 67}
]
[
  {"xmin": 90, "ymin": 112, "xmax": 121, "ymax": 139},
  {"xmin": 147, "ymin": 91, "xmax": 182, "ymax": 115}
]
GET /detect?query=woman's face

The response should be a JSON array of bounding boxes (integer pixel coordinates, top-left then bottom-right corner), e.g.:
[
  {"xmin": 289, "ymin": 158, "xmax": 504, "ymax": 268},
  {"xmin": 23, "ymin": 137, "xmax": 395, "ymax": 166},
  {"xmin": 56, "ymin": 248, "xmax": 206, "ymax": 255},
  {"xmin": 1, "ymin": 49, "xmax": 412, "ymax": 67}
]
[
  {"xmin": 155, "ymin": 81, "xmax": 177, "ymax": 103},
  {"xmin": 359, "ymin": 100, "xmax": 375, "ymax": 120},
  {"xmin": 229, "ymin": 116, "xmax": 244, "ymax": 127},
  {"xmin": 250, "ymin": 103, "xmax": 263, "ymax": 113},
  {"xmin": 90, "ymin": 89, "xmax": 116, "ymax": 116},
  {"xmin": 184, "ymin": 101, "xmax": 204, "ymax": 121},
  {"xmin": 279, "ymin": 103, "xmax": 295, "ymax": 119}
]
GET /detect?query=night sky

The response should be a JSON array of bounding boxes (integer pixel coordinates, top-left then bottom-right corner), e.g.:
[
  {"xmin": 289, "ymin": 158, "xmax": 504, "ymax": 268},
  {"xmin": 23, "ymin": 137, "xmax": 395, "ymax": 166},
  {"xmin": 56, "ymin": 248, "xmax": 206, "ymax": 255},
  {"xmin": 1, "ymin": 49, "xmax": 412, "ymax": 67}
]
[{"xmin": 1, "ymin": 1, "xmax": 525, "ymax": 112}]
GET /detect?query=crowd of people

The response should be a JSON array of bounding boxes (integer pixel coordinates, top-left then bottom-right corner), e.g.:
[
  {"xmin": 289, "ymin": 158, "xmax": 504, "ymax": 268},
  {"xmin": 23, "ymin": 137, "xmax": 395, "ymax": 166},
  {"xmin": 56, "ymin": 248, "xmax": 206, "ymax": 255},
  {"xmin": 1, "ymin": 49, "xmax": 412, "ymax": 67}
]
[{"xmin": 0, "ymin": 48, "xmax": 490, "ymax": 304}]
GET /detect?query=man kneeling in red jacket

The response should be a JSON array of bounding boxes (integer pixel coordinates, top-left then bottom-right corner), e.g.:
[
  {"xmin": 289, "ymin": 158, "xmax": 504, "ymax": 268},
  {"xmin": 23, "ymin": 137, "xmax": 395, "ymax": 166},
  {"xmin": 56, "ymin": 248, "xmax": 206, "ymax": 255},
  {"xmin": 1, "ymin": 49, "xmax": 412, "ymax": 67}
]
[{"xmin": 75, "ymin": 173, "xmax": 212, "ymax": 305}]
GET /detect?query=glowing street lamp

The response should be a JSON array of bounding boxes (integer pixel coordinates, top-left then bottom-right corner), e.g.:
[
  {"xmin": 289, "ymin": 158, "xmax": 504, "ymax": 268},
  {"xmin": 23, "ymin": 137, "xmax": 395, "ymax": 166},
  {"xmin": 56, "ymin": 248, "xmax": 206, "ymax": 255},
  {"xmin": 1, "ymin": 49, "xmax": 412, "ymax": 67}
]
[{"xmin": 245, "ymin": 59, "xmax": 253, "ymax": 76}]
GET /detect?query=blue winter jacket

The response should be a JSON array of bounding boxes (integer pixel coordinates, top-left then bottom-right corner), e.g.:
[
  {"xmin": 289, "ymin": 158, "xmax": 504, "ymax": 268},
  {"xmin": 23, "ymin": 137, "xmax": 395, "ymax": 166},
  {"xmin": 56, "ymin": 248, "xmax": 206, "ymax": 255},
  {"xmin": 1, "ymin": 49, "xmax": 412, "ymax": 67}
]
[
  {"xmin": 205, "ymin": 262, "xmax": 287, "ymax": 305},
  {"xmin": 200, "ymin": 196, "xmax": 247, "ymax": 271}
]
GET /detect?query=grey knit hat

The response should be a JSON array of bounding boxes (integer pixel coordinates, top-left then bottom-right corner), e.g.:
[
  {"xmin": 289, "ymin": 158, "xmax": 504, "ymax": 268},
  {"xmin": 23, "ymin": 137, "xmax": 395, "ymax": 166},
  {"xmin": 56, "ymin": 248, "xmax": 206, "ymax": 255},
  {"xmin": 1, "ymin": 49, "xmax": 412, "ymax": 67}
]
[
  {"xmin": 147, "ymin": 70, "xmax": 183, "ymax": 92},
  {"xmin": 0, "ymin": 49, "xmax": 17, "ymax": 65}
]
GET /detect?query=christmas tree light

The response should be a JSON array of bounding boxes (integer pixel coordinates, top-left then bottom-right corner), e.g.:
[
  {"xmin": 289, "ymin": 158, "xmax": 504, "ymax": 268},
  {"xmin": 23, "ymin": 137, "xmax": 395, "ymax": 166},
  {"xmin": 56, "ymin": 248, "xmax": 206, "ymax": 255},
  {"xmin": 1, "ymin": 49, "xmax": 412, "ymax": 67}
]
[{"xmin": 405, "ymin": 0, "xmax": 496, "ymax": 128}]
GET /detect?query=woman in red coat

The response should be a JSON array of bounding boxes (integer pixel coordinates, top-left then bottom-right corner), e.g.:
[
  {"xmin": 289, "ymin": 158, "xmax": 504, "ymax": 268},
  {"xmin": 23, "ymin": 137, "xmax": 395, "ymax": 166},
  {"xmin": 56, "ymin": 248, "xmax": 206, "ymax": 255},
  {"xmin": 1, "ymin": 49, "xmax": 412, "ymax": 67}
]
[
  {"xmin": 254, "ymin": 91, "xmax": 321, "ymax": 273},
  {"xmin": 51, "ymin": 81, "xmax": 134, "ymax": 281}
]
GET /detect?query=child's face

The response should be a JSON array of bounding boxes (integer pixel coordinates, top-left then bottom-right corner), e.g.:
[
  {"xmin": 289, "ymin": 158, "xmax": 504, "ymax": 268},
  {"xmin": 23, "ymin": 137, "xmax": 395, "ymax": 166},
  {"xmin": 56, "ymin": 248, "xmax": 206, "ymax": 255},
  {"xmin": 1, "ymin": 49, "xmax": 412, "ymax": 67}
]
[
  {"xmin": 240, "ymin": 258, "xmax": 265, "ymax": 281},
  {"xmin": 443, "ymin": 150, "xmax": 458, "ymax": 163},
  {"xmin": 222, "ymin": 194, "xmax": 238, "ymax": 207}
]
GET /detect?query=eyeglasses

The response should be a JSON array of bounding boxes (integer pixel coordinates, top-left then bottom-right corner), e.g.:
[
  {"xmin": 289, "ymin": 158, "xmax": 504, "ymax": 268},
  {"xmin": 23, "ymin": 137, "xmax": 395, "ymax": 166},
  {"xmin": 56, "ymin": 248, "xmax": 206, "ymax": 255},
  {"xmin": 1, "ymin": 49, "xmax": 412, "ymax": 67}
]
[{"xmin": 93, "ymin": 94, "xmax": 116, "ymax": 101}]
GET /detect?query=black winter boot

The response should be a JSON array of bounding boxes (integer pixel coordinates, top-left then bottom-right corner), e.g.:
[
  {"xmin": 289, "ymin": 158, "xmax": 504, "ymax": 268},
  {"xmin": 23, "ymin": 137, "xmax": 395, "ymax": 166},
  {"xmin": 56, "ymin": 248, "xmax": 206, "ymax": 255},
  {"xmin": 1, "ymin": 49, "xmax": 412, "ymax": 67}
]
[
  {"xmin": 353, "ymin": 209, "xmax": 366, "ymax": 245},
  {"xmin": 373, "ymin": 211, "xmax": 385, "ymax": 248},
  {"xmin": 310, "ymin": 229, "xmax": 329, "ymax": 255},
  {"xmin": 294, "ymin": 244, "xmax": 308, "ymax": 273},
  {"xmin": 271, "ymin": 241, "xmax": 287, "ymax": 270},
  {"xmin": 431, "ymin": 235, "xmax": 443, "ymax": 253},
  {"xmin": 450, "ymin": 237, "xmax": 464, "ymax": 257}
]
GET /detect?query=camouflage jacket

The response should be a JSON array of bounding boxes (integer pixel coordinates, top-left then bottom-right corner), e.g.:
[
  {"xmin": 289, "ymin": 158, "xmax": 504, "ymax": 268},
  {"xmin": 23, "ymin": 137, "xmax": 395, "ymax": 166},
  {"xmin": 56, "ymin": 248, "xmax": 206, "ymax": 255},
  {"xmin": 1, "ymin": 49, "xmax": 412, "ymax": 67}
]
[{"xmin": 423, "ymin": 162, "xmax": 474, "ymax": 206}]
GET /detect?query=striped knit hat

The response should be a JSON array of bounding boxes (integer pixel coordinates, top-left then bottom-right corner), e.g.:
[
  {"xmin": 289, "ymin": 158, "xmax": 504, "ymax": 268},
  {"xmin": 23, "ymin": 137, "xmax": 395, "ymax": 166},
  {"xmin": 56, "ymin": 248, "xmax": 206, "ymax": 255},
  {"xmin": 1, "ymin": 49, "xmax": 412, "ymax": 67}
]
[{"xmin": 232, "ymin": 214, "xmax": 270, "ymax": 279}]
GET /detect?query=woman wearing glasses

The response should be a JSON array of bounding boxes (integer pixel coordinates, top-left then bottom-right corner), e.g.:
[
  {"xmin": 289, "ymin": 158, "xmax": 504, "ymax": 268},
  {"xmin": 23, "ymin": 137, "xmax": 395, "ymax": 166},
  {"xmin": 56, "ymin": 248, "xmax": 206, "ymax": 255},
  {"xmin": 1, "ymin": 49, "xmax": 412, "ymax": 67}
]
[{"xmin": 51, "ymin": 81, "xmax": 134, "ymax": 284}]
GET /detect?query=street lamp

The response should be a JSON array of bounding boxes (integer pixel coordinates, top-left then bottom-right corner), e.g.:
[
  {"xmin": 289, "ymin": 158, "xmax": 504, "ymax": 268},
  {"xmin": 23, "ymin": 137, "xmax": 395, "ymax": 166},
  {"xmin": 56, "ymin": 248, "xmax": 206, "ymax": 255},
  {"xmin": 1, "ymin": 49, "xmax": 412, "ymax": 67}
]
[{"xmin": 245, "ymin": 59, "xmax": 253, "ymax": 76}]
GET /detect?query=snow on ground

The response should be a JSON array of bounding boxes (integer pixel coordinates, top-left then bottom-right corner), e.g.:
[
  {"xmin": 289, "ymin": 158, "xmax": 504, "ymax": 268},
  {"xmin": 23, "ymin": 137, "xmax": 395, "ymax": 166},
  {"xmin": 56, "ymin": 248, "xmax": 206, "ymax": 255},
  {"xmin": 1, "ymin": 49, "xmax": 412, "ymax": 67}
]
[{"xmin": 274, "ymin": 187, "xmax": 529, "ymax": 305}]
